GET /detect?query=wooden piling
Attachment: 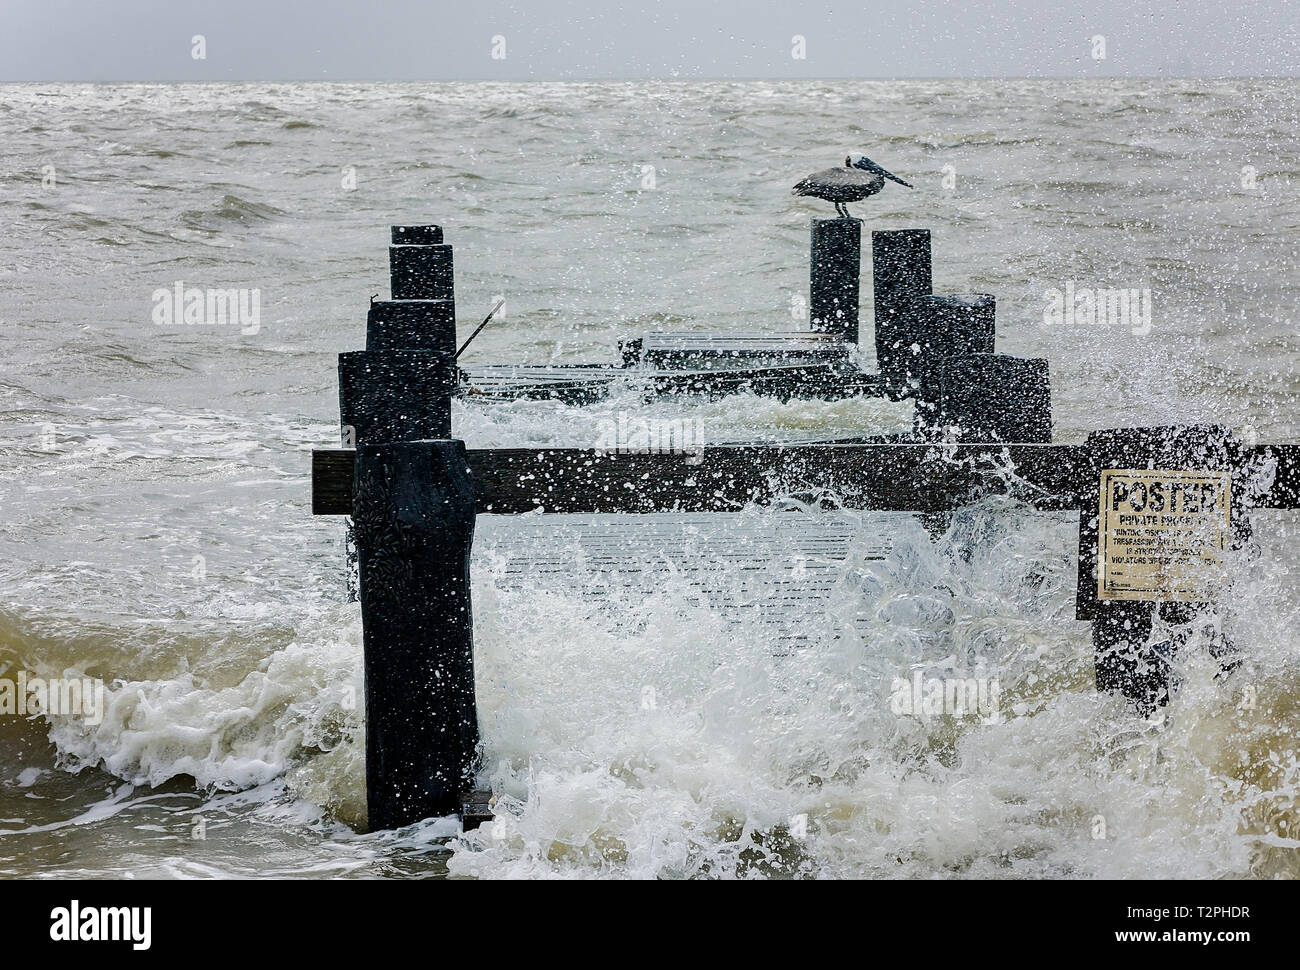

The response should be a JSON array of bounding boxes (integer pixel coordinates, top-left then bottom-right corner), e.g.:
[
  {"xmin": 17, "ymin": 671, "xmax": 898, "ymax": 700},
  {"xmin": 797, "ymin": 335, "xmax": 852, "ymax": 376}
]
[
  {"xmin": 343, "ymin": 226, "xmax": 459, "ymax": 602},
  {"xmin": 343, "ymin": 229, "xmax": 478, "ymax": 825},
  {"xmin": 352, "ymin": 438, "xmax": 480, "ymax": 829},
  {"xmin": 886, "ymin": 293, "xmax": 996, "ymax": 385},
  {"xmin": 389, "ymin": 225, "xmax": 455, "ymax": 301},
  {"xmin": 809, "ymin": 218, "xmax": 862, "ymax": 343},
  {"xmin": 871, "ymin": 228, "xmax": 932, "ymax": 377},
  {"xmin": 339, "ymin": 350, "xmax": 456, "ymax": 449},
  {"xmin": 366, "ymin": 299, "xmax": 457, "ymax": 353}
]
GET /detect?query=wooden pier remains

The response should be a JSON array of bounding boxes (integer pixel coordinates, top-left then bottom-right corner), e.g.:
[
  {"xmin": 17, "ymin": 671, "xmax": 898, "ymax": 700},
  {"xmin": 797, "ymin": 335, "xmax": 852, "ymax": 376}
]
[{"xmin": 316, "ymin": 222, "xmax": 1300, "ymax": 831}]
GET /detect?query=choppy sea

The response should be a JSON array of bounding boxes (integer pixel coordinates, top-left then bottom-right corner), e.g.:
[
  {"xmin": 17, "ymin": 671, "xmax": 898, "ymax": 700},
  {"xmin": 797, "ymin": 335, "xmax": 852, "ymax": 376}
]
[{"xmin": 2, "ymin": 79, "xmax": 1299, "ymax": 878}]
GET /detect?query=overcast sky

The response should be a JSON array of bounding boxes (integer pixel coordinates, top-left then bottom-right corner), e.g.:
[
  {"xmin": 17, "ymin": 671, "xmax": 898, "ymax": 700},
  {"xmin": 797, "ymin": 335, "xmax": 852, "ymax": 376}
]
[{"xmin": 3, "ymin": 0, "xmax": 1296, "ymax": 81}]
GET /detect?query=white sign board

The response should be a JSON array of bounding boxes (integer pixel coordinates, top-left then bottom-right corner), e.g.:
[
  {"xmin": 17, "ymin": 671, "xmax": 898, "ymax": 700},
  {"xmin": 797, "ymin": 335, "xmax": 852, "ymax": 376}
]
[{"xmin": 1097, "ymin": 468, "xmax": 1231, "ymax": 602}]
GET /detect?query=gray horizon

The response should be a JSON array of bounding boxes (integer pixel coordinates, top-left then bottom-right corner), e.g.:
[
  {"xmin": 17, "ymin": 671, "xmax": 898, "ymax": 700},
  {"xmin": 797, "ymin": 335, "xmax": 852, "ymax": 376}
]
[{"xmin": 3, "ymin": 0, "xmax": 1296, "ymax": 82}]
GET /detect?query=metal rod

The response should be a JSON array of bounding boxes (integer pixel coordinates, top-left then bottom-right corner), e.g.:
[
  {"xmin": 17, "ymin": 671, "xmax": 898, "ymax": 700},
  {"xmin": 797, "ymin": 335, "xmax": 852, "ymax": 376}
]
[{"xmin": 455, "ymin": 298, "xmax": 507, "ymax": 360}]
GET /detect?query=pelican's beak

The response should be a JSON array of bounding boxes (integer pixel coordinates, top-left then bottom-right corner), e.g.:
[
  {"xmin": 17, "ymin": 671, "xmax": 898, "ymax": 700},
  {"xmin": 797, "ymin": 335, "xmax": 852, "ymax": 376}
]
[
  {"xmin": 883, "ymin": 168, "xmax": 914, "ymax": 188},
  {"xmin": 854, "ymin": 157, "xmax": 913, "ymax": 188}
]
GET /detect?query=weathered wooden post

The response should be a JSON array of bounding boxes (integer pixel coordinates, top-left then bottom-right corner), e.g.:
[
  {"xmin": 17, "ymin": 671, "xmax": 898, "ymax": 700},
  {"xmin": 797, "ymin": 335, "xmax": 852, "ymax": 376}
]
[
  {"xmin": 352, "ymin": 438, "xmax": 479, "ymax": 829},
  {"xmin": 868, "ymin": 228, "xmax": 1052, "ymax": 443},
  {"xmin": 372, "ymin": 224, "xmax": 457, "ymax": 352},
  {"xmin": 1076, "ymin": 425, "xmax": 1249, "ymax": 713},
  {"xmin": 367, "ymin": 299, "xmax": 457, "ymax": 352},
  {"xmin": 342, "ymin": 226, "xmax": 459, "ymax": 600},
  {"xmin": 871, "ymin": 228, "xmax": 932, "ymax": 380},
  {"xmin": 336, "ymin": 225, "xmax": 483, "ymax": 828},
  {"xmin": 888, "ymin": 294, "xmax": 996, "ymax": 385},
  {"xmin": 809, "ymin": 218, "xmax": 862, "ymax": 343},
  {"xmin": 338, "ymin": 350, "xmax": 456, "ymax": 444},
  {"xmin": 389, "ymin": 224, "xmax": 455, "ymax": 301}
]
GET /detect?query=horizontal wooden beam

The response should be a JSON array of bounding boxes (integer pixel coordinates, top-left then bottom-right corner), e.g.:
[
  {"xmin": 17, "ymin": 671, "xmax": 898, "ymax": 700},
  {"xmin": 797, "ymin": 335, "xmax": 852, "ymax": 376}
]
[
  {"xmin": 467, "ymin": 444, "xmax": 1091, "ymax": 514},
  {"xmin": 316, "ymin": 443, "xmax": 1091, "ymax": 516},
  {"xmin": 457, "ymin": 362, "xmax": 880, "ymax": 405},
  {"xmin": 314, "ymin": 443, "xmax": 1300, "ymax": 517}
]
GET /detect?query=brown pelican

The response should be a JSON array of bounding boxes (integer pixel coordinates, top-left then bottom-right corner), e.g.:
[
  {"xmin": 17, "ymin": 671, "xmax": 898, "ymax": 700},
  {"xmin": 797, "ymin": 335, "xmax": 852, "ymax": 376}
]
[{"xmin": 792, "ymin": 154, "xmax": 912, "ymax": 218}]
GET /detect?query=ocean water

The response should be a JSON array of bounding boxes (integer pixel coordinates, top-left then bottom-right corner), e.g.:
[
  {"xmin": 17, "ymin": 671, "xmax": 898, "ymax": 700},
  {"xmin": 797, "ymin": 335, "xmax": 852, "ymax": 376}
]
[{"xmin": 2, "ymin": 78, "xmax": 1300, "ymax": 878}]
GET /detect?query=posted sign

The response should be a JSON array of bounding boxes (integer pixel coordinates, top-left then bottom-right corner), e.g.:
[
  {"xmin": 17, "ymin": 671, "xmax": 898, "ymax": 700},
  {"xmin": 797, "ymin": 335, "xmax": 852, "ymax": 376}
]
[{"xmin": 1097, "ymin": 468, "xmax": 1231, "ymax": 601}]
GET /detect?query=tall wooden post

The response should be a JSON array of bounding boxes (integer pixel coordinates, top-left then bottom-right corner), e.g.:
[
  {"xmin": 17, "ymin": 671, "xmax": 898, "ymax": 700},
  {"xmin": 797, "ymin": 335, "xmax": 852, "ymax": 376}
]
[
  {"xmin": 871, "ymin": 228, "xmax": 932, "ymax": 379},
  {"xmin": 344, "ymin": 230, "xmax": 478, "ymax": 829},
  {"xmin": 342, "ymin": 225, "xmax": 459, "ymax": 601},
  {"xmin": 352, "ymin": 439, "xmax": 479, "ymax": 829},
  {"xmin": 809, "ymin": 218, "xmax": 862, "ymax": 343}
]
